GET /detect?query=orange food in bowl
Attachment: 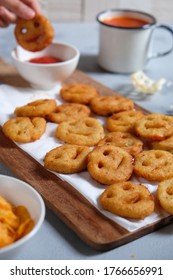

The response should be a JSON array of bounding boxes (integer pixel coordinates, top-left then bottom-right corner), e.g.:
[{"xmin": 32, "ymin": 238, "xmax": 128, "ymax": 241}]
[{"xmin": 0, "ymin": 195, "xmax": 34, "ymax": 249}]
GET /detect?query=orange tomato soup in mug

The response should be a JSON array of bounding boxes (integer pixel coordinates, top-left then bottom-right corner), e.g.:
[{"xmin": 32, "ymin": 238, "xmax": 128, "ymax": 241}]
[{"xmin": 102, "ymin": 16, "xmax": 149, "ymax": 28}]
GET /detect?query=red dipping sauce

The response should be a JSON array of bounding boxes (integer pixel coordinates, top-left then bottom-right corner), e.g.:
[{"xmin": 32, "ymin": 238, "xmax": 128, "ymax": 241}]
[{"xmin": 28, "ymin": 56, "xmax": 63, "ymax": 64}]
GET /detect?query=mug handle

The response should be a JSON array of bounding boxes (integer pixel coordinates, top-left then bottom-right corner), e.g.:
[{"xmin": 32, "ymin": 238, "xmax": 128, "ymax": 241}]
[{"xmin": 148, "ymin": 24, "xmax": 173, "ymax": 60}]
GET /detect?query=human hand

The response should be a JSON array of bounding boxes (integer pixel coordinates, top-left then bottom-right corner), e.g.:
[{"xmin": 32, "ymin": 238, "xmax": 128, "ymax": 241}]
[{"xmin": 0, "ymin": 0, "xmax": 41, "ymax": 27}]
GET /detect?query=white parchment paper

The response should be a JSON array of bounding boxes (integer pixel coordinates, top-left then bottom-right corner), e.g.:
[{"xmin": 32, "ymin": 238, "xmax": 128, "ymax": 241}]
[{"xmin": 0, "ymin": 84, "xmax": 169, "ymax": 232}]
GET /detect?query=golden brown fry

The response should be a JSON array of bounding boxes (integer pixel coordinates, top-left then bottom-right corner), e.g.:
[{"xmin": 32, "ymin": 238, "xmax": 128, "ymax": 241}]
[
  {"xmin": 56, "ymin": 117, "xmax": 104, "ymax": 146},
  {"xmin": 46, "ymin": 103, "xmax": 91, "ymax": 123},
  {"xmin": 134, "ymin": 113, "xmax": 173, "ymax": 141},
  {"xmin": 157, "ymin": 178, "xmax": 173, "ymax": 214},
  {"xmin": 97, "ymin": 131, "xmax": 143, "ymax": 157},
  {"xmin": 87, "ymin": 145, "xmax": 133, "ymax": 185},
  {"xmin": 134, "ymin": 150, "xmax": 173, "ymax": 181},
  {"xmin": 44, "ymin": 144, "xmax": 90, "ymax": 174},
  {"xmin": 100, "ymin": 182, "xmax": 154, "ymax": 219},
  {"xmin": 15, "ymin": 15, "xmax": 54, "ymax": 52},
  {"xmin": 2, "ymin": 117, "xmax": 46, "ymax": 143},
  {"xmin": 60, "ymin": 84, "xmax": 99, "ymax": 104},
  {"xmin": 15, "ymin": 99, "xmax": 57, "ymax": 117},
  {"xmin": 90, "ymin": 95, "xmax": 134, "ymax": 116},
  {"xmin": 106, "ymin": 110, "xmax": 144, "ymax": 133}
]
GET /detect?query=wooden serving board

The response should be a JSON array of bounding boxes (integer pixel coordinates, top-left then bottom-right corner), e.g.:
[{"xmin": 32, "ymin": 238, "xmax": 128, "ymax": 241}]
[{"xmin": 0, "ymin": 59, "xmax": 173, "ymax": 251}]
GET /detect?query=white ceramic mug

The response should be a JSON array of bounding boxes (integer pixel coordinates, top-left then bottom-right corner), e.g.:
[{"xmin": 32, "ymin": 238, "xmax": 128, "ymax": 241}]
[{"xmin": 97, "ymin": 9, "xmax": 173, "ymax": 73}]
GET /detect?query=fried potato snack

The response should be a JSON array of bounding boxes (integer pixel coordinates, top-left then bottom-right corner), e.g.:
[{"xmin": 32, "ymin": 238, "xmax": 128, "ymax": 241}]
[
  {"xmin": 13, "ymin": 206, "xmax": 35, "ymax": 240},
  {"xmin": 0, "ymin": 196, "xmax": 34, "ymax": 249},
  {"xmin": 87, "ymin": 145, "xmax": 133, "ymax": 185},
  {"xmin": 15, "ymin": 99, "xmax": 57, "ymax": 117},
  {"xmin": 0, "ymin": 222, "xmax": 15, "ymax": 249},
  {"xmin": 134, "ymin": 150, "xmax": 173, "ymax": 181},
  {"xmin": 151, "ymin": 135, "xmax": 173, "ymax": 154},
  {"xmin": 157, "ymin": 178, "xmax": 173, "ymax": 214},
  {"xmin": 90, "ymin": 95, "xmax": 134, "ymax": 116},
  {"xmin": 134, "ymin": 113, "xmax": 173, "ymax": 141},
  {"xmin": 60, "ymin": 84, "xmax": 99, "ymax": 104},
  {"xmin": 44, "ymin": 144, "xmax": 90, "ymax": 174},
  {"xmin": 2, "ymin": 117, "xmax": 46, "ymax": 143},
  {"xmin": 106, "ymin": 110, "xmax": 144, "ymax": 133},
  {"xmin": 14, "ymin": 15, "xmax": 54, "ymax": 52},
  {"xmin": 97, "ymin": 131, "xmax": 143, "ymax": 157},
  {"xmin": 46, "ymin": 103, "xmax": 91, "ymax": 123},
  {"xmin": 100, "ymin": 182, "xmax": 154, "ymax": 219},
  {"xmin": 56, "ymin": 117, "xmax": 104, "ymax": 146},
  {"xmin": 0, "ymin": 195, "xmax": 19, "ymax": 229}
]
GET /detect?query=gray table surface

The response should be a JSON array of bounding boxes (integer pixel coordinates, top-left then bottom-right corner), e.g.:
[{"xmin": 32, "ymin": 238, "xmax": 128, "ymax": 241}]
[{"xmin": 0, "ymin": 22, "xmax": 173, "ymax": 260}]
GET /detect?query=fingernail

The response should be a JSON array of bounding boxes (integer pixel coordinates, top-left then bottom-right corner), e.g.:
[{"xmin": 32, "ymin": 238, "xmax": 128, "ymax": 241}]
[{"xmin": 24, "ymin": 9, "xmax": 36, "ymax": 19}]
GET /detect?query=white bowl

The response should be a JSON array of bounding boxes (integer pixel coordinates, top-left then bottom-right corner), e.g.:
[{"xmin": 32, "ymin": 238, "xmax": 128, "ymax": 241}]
[
  {"xmin": 11, "ymin": 42, "xmax": 80, "ymax": 90},
  {"xmin": 0, "ymin": 175, "xmax": 45, "ymax": 259}
]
